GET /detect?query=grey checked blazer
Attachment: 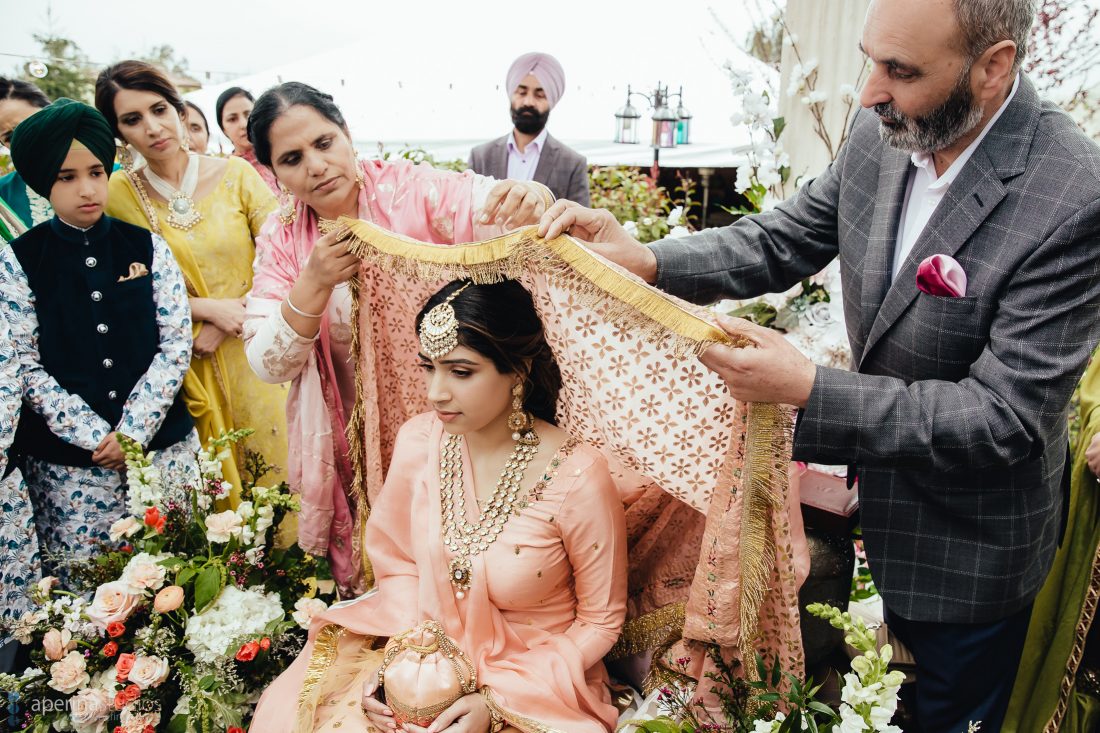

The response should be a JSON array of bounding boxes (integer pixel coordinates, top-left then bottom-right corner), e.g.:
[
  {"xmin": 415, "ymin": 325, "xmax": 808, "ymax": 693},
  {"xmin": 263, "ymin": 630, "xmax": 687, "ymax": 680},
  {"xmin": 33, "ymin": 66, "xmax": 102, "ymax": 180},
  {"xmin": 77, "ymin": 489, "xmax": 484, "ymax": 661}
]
[
  {"xmin": 650, "ymin": 76, "xmax": 1100, "ymax": 624},
  {"xmin": 469, "ymin": 133, "xmax": 591, "ymax": 206}
]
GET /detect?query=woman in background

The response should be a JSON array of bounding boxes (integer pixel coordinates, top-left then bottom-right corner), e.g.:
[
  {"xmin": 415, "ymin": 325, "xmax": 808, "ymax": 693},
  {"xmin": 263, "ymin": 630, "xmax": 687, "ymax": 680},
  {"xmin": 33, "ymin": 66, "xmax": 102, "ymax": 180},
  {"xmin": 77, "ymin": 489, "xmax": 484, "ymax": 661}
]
[
  {"xmin": 95, "ymin": 61, "xmax": 289, "ymax": 499},
  {"xmin": 0, "ymin": 77, "xmax": 51, "ymax": 240},
  {"xmin": 217, "ymin": 86, "xmax": 278, "ymax": 194},
  {"xmin": 184, "ymin": 100, "xmax": 210, "ymax": 154}
]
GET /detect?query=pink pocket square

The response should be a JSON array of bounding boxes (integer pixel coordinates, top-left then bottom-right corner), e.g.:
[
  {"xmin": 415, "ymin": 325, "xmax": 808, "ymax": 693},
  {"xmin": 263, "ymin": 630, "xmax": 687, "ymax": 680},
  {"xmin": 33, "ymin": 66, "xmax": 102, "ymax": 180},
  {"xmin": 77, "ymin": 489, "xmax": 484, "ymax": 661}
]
[{"xmin": 916, "ymin": 254, "xmax": 967, "ymax": 297}]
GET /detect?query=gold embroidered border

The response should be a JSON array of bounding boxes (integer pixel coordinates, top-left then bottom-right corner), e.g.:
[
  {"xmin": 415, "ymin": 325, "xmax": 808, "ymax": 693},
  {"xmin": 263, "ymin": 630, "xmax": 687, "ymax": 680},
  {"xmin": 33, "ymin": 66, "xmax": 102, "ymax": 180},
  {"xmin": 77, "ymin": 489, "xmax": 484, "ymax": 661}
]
[
  {"xmin": 606, "ymin": 603, "xmax": 685, "ymax": 660},
  {"xmin": 1046, "ymin": 533, "xmax": 1100, "ymax": 732},
  {"xmin": 481, "ymin": 687, "xmax": 568, "ymax": 733},
  {"xmin": 294, "ymin": 623, "xmax": 344, "ymax": 733}
]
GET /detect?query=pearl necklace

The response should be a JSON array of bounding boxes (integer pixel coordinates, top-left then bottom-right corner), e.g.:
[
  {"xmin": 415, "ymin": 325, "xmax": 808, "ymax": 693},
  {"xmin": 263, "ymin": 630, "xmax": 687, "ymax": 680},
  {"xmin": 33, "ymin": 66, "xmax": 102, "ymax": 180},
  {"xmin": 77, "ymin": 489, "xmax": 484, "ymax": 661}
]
[
  {"xmin": 143, "ymin": 153, "xmax": 202, "ymax": 230},
  {"xmin": 439, "ymin": 431, "xmax": 538, "ymax": 599}
]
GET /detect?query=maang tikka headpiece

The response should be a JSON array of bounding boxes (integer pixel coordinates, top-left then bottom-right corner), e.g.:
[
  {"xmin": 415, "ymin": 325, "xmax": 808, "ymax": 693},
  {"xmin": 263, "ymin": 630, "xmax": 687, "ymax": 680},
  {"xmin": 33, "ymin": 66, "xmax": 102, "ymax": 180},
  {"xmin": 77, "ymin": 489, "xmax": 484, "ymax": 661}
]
[{"xmin": 419, "ymin": 282, "xmax": 473, "ymax": 360}]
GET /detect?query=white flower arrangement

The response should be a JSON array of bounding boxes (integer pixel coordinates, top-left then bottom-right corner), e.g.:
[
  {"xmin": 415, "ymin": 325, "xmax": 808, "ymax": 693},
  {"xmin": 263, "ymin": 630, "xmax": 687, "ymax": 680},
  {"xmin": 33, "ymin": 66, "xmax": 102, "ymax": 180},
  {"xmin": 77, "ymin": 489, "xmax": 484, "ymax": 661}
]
[{"xmin": 184, "ymin": 586, "xmax": 285, "ymax": 664}]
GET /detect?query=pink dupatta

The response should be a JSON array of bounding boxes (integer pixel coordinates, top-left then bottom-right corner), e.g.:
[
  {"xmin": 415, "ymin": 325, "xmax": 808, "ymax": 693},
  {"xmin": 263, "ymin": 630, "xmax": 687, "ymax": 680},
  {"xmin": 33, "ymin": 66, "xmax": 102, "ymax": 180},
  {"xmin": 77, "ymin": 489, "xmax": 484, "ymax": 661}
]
[{"xmin": 246, "ymin": 159, "xmax": 497, "ymax": 593}]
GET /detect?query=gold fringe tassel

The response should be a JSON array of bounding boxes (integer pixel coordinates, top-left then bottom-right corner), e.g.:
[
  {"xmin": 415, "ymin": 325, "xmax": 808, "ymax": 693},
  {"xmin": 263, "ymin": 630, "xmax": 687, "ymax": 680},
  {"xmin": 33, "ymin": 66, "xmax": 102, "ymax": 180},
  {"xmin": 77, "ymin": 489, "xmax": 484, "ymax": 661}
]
[
  {"xmin": 738, "ymin": 402, "xmax": 792, "ymax": 673},
  {"xmin": 607, "ymin": 603, "xmax": 686, "ymax": 661}
]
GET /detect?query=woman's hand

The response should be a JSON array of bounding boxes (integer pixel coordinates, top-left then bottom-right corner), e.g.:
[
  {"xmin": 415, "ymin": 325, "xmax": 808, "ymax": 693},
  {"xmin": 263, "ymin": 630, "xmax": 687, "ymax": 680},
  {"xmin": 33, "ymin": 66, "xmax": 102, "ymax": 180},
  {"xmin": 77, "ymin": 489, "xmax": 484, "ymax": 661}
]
[
  {"xmin": 402, "ymin": 693, "xmax": 491, "ymax": 733},
  {"xmin": 362, "ymin": 671, "xmax": 398, "ymax": 731},
  {"xmin": 1086, "ymin": 432, "xmax": 1100, "ymax": 478},
  {"xmin": 194, "ymin": 297, "xmax": 247, "ymax": 336},
  {"xmin": 193, "ymin": 324, "xmax": 229, "ymax": 358},
  {"xmin": 302, "ymin": 229, "xmax": 360, "ymax": 290},
  {"xmin": 481, "ymin": 180, "xmax": 550, "ymax": 230}
]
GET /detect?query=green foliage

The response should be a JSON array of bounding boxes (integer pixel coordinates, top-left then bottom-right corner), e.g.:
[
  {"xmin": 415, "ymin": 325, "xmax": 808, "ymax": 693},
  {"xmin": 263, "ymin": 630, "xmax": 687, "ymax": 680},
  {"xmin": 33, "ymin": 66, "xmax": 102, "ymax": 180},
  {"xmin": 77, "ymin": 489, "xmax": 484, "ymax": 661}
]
[
  {"xmin": 382, "ymin": 146, "xmax": 469, "ymax": 173},
  {"xmin": 22, "ymin": 33, "xmax": 94, "ymax": 102},
  {"xmin": 588, "ymin": 166, "xmax": 672, "ymax": 244},
  {"xmin": 135, "ymin": 44, "xmax": 190, "ymax": 76}
]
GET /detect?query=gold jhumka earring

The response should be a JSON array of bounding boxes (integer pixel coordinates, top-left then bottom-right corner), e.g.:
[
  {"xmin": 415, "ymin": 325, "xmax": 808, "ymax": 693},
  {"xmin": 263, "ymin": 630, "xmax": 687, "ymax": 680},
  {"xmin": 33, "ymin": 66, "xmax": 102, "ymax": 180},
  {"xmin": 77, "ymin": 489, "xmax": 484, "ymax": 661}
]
[
  {"xmin": 277, "ymin": 184, "xmax": 297, "ymax": 226},
  {"xmin": 507, "ymin": 383, "xmax": 539, "ymax": 446}
]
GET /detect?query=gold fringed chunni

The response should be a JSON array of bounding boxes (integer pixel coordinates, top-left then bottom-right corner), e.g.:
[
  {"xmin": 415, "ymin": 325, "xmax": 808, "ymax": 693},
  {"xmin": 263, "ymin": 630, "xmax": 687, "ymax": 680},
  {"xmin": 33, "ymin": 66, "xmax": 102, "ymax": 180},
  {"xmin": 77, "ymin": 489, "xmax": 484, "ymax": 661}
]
[{"xmin": 337, "ymin": 219, "xmax": 790, "ymax": 666}]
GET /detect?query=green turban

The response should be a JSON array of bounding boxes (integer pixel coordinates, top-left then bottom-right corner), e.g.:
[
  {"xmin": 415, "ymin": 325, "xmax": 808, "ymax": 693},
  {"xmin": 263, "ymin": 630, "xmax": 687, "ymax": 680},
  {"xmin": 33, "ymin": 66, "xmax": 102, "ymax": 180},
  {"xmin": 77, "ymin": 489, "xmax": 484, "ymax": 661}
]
[{"xmin": 9, "ymin": 98, "xmax": 116, "ymax": 199}]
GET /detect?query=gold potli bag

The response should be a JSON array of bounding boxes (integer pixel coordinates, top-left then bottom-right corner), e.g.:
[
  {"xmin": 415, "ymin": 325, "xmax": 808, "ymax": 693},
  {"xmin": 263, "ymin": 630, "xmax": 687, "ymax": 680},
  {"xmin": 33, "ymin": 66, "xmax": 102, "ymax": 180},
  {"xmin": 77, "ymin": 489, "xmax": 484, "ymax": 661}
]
[
  {"xmin": 337, "ymin": 220, "xmax": 804, "ymax": 694},
  {"xmin": 377, "ymin": 620, "xmax": 478, "ymax": 728}
]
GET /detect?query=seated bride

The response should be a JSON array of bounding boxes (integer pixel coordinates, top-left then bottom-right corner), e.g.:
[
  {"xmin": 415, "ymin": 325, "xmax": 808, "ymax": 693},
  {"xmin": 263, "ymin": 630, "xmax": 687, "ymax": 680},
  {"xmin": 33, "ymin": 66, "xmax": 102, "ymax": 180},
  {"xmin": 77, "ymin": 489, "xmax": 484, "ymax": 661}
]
[{"xmin": 250, "ymin": 279, "xmax": 628, "ymax": 733}]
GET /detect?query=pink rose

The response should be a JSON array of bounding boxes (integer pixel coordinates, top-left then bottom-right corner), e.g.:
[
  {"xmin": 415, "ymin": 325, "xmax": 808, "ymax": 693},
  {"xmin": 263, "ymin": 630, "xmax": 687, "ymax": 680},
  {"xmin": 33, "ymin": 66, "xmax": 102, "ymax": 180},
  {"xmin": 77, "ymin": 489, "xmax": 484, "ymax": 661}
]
[
  {"xmin": 42, "ymin": 628, "xmax": 75, "ymax": 661},
  {"xmin": 128, "ymin": 655, "xmax": 170, "ymax": 690},
  {"xmin": 109, "ymin": 516, "xmax": 143, "ymax": 542},
  {"xmin": 122, "ymin": 555, "xmax": 167, "ymax": 592},
  {"xmin": 291, "ymin": 597, "xmax": 329, "ymax": 630},
  {"xmin": 47, "ymin": 650, "xmax": 90, "ymax": 693},
  {"xmin": 153, "ymin": 585, "xmax": 184, "ymax": 613},
  {"xmin": 204, "ymin": 510, "xmax": 243, "ymax": 543},
  {"xmin": 86, "ymin": 581, "xmax": 141, "ymax": 629},
  {"xmin": 69, "ymin": 687, "xmax": 111, "ymax": 728}
]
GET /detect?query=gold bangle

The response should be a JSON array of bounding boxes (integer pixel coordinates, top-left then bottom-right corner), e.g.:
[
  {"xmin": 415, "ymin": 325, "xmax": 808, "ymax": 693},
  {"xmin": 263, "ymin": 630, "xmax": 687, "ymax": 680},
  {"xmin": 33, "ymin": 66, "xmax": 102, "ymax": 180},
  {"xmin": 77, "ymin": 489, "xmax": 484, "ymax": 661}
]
[{"xmin": 532, "ymin": 181, "xmax": 555, "ymax": 210}]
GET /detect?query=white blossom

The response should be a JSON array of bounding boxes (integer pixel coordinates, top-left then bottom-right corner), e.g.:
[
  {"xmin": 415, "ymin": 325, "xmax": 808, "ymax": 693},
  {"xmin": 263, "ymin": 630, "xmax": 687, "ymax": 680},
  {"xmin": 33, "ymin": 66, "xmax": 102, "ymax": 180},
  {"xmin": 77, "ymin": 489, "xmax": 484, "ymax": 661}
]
[{"xmin": 184, "ymin": 587, "xmax": 284, "ymax": 663}]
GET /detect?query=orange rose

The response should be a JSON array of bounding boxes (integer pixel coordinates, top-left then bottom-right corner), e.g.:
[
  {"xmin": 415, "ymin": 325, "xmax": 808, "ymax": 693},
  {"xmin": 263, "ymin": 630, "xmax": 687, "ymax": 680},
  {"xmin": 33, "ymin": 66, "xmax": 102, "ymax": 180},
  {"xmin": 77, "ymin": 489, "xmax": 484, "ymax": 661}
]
[
  {"xmin": 106, "ymin": 621, "xmax": 126, "ymax": 638},
  {"xmin": 153, "ymin": 585, "xmax": 184, "ymax": 613},
  {"xmin": 102, "ymin": 641, "xmax": 118, "ymax": 657},
  {"xmin": 115, "ymin": 652, "xmax": 136, "ymax": 682}
]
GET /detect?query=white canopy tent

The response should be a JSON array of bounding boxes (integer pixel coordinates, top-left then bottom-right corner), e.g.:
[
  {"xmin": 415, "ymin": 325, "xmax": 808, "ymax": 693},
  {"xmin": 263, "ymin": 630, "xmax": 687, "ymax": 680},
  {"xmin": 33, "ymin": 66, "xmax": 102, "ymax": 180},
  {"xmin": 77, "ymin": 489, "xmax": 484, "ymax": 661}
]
[{"xmin": 185, "ymin": 3, "xmax": 777, "ymax": 168}]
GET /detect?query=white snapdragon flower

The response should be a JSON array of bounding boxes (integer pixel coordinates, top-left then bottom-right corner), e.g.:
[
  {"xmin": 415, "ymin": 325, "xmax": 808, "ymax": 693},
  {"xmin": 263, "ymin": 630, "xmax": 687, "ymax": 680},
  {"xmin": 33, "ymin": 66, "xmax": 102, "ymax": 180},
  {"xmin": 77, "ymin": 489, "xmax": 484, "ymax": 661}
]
[
  {"xmin": 623, "ymin": 221, "xmax": 638, "ymax": 236},
  {"xmin": 667, "ymin": 206, "xmax": 683, "ymax": 227}
]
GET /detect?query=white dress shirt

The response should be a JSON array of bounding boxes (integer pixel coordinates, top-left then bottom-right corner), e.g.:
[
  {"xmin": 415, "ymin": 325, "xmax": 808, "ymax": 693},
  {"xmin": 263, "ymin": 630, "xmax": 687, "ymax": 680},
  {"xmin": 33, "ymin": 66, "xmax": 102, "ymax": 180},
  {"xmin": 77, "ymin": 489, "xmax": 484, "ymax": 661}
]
[
  {"xmin": 506, "ymin": 128, "xmax": 548, "ymax": 182},
  {"xmin": 892, "ymin": 74, "xmax": 1020, "ymax": 280}
]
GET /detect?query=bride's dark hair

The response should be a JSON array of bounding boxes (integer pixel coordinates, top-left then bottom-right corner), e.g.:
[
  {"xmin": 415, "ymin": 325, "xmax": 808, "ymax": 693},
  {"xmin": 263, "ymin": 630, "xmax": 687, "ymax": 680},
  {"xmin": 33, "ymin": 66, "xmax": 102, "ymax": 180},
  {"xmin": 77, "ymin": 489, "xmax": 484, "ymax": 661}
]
[{"xmin": 416, "ymin": 280, "xmax": 562, "ymax": 424}]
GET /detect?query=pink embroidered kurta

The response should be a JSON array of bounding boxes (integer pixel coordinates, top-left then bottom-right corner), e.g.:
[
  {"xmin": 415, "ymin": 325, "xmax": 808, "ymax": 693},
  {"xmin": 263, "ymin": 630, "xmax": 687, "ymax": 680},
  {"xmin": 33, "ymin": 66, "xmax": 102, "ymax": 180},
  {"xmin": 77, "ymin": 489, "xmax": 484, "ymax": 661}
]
[
  {"xmin": 243, "ymin": 158, "xmax": 502, "ymax": 594},
  {"xmin": 249, "ymin": 413, "xmax": 628, "ymax": 733}
]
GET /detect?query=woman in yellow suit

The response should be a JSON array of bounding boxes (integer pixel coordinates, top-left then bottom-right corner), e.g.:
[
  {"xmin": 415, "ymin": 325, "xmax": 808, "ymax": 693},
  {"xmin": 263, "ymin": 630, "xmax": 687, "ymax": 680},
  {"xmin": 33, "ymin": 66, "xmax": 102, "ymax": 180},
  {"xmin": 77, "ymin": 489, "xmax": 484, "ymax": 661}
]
[{"xmin": 94, "ymin": 60, "xmax": 289, "ymax": 502}]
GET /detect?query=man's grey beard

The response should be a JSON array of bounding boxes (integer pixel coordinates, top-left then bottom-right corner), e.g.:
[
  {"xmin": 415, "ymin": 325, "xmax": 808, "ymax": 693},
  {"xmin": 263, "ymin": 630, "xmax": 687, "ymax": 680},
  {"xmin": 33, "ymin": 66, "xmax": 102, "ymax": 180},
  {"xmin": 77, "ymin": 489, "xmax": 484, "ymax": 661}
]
[{"xmin": 875, "ymin": 68, "xmax": 985, "ymax": 154}]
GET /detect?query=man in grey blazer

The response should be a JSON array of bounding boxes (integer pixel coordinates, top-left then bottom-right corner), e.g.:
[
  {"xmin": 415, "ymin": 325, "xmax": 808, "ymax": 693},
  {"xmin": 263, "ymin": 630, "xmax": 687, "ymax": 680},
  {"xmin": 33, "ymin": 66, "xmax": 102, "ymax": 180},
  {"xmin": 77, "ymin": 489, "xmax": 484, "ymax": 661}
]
[
  {"xmin": 538, "ymin": 0, "xmax": 1100, "ymax": 728},
  {"xmin": 469, "ymin": 52, "xmax": 591, "ymax": 206}
]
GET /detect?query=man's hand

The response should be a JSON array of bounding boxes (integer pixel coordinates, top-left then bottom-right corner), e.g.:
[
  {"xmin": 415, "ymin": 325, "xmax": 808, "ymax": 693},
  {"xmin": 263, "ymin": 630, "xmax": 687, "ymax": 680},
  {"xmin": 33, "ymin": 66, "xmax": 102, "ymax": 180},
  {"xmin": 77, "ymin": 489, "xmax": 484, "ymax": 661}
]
[
  {"xmin": 536, "ymin": 199, "xmax": 658, "ymax": 283},
  {"xmin": 481, "ymin": 180, "xmax": 549, "ymax": 230},
  {"xmin": 700, "ymin": 315, "xmax": 817, "ymax": 408},
  {"xmin": 91, "ymin": 432, "xmax": 127, "ymax": 471},
  {"xmin": 1085, "ymin": 432, "xmax": 1100, "ymax": 479}
]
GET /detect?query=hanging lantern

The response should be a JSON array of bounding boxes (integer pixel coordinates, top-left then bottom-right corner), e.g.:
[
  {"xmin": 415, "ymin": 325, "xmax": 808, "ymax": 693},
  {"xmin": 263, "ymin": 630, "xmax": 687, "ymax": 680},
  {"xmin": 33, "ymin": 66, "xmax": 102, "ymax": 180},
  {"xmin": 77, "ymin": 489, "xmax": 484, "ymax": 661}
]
[
  {"xmin": 675, "ymin": 87, "xmax": 692, "ymax": 145},
  {"xmin": 26, "ymin": 60, "xmax": 49, "ymax": 79},
  {"xmin": 651, "ymin": 87, "xmax": 678, "ymax": 148},
  {"xmin": 614, "ymin": 86, "xmax": 642, "ymax": 144}
]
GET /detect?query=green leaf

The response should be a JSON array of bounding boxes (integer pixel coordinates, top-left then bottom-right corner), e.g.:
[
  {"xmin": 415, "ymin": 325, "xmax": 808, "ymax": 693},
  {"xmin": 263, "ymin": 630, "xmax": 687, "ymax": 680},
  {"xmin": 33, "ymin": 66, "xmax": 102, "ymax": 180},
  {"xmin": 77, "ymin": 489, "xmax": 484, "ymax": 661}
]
[
  {"xmin": 756, "ymin": 652, "xmax": 768, "ymax": 682},
  {"xmin": 176, "ymin": 567, "xmax": 197, "ymax": 588},
  {"xmin": 198, "ymin": 673, "xmax": 218, "ymax": 691},
  {"xmin": 808, "ymin": 701, "xmax": 838, "ymax": 718},
  {"xmin": 194, "ymin": 563, "xmax": 225, "ymax": 613},
  {"xmin": 166, "ymin": 713, "xmax": 189, "ymax": 733},
  {"xmin": 772, "ymin": 116, "xmax": 787, "ymax": 139},
  {"xmin": 770, "ymin": 653, "xmax": 782, "ymax": 688},
  {"xmin": 756, "ymin": 692, "xmax": 781, "ymax": 702}
]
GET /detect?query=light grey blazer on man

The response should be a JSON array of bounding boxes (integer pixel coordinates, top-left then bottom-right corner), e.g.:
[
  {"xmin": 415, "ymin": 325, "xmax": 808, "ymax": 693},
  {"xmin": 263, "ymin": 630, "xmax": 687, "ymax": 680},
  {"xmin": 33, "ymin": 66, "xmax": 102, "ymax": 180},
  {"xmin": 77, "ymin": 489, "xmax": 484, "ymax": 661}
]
[
  {"xmin": 469, "ymin": 133, "xmax": 591, "ymax": 206},
  {"xmin": 650, "ymin": 76, "xmax": 1100, "ymax": 624}
]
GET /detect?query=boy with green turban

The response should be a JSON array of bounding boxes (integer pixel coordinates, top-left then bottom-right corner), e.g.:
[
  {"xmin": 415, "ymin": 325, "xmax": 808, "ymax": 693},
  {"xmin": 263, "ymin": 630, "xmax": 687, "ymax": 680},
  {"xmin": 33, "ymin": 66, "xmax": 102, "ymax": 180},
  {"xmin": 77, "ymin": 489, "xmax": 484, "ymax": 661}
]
[{"xmin": 0, "ymin": 98, "xmax": 199, "ymax": 585}]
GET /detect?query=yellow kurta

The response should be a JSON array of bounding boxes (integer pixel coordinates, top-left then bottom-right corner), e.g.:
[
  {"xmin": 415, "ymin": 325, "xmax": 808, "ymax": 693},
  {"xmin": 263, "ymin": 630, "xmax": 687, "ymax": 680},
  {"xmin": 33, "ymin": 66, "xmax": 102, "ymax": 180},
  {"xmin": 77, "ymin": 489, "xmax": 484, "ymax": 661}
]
[{"xmin": 107, "ymin": 157, "xmax": 289, "ymax": 504}]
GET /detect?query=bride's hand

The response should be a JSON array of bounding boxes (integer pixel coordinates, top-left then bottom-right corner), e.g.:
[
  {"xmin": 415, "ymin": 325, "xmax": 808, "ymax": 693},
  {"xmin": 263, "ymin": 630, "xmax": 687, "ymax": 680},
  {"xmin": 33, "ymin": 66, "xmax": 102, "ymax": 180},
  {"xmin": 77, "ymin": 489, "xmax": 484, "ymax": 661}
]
[
  {"xmin": 361, "ymin": 671, "xmax": 397, "ymax": 731},
  {"xmin": 403, "ymin": 692, "xmax": 491, "ymax": 733}
]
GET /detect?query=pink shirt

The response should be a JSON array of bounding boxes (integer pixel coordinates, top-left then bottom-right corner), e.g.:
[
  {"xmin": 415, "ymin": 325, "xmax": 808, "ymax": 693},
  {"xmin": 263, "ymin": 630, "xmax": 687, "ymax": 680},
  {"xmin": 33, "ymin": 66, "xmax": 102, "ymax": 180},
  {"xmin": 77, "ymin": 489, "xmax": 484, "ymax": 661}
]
[{"xmin": 506, "ymin": 128, "xmax": 548, "ymax": 181}]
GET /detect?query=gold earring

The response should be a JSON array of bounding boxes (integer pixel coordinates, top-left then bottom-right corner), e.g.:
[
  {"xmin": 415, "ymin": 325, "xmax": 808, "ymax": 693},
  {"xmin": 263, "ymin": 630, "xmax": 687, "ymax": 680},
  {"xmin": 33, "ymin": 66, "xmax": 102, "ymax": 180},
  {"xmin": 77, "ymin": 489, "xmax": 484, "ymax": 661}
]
[
  {"xmin": 355, "ymin": 171, "xmax": 365, "ymax": 190},
  {"xmin": 508, "ymin": 383, "xmax": 539, "ymax": 446},
  {"xmin": 116, "ymin": 144, "xmax": 135, "ymax": 173},
  {"xmin": 277, "ymin": 184, "xmax": 297, "ymax": 226}
]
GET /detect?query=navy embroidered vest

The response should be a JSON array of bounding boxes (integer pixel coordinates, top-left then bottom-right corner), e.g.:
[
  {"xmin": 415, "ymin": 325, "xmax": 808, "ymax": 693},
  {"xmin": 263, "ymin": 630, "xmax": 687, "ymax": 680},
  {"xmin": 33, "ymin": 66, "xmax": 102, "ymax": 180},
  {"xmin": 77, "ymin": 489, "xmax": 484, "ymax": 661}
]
[{"xmin": 9, "ymin": 216, "xmax": 192, "ymax": 466}]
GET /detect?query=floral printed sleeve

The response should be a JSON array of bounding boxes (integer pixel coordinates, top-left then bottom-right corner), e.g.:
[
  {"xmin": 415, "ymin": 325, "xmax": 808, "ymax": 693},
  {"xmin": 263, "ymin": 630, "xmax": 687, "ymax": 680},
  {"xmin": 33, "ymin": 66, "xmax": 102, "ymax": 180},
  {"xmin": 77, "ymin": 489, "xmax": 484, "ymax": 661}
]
[
  {"xmin": 118, "ymin": 233, "xmax": 193, "ymax": 447},
  {"xmin": 0, "ymin": 247, "xmax": 112, "ymax": 450}
]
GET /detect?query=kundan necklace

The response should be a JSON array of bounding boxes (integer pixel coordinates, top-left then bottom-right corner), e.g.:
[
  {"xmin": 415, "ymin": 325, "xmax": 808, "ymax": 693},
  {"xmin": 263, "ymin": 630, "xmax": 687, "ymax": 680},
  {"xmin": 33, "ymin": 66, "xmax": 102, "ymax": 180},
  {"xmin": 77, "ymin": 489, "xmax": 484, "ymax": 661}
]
[
  {"xmin": 440, "ymin": 430, "xmax": 539, "ymax": 599},
  {"xmin": 144, "ymin": 153, "xmax": 203, "ymax": 230}
]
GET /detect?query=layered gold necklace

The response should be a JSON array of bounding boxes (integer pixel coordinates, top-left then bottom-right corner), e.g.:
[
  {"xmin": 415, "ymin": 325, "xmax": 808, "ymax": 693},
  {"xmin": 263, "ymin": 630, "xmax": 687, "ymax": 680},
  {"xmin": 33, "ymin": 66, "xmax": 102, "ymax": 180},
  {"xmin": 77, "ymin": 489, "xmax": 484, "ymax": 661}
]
[{"xmin": 440, "ymin": 431, "xmax": 538, "ymax": 599}]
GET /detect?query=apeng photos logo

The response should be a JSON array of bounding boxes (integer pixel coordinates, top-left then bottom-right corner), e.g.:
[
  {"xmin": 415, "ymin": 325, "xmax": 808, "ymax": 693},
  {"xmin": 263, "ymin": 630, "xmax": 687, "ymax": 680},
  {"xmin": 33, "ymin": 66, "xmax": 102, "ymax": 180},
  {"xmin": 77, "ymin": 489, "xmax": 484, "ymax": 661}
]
[{"xmin": 4, "ymin": 691, "xmax": 159, "ymax": 728}]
